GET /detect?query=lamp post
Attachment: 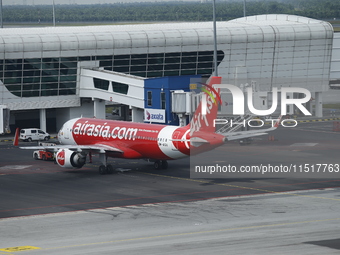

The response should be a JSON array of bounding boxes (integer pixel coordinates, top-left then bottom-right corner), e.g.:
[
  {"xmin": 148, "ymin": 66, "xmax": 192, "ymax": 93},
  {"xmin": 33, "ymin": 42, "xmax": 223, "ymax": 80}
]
[
  {"xmin": 244, "ymin": 0, "xmax": 246, "ymax": 17},
  {"xmin": 212, "ymin": 0, "xmax": 218, "ymax": 76},
  {"xmin": 0, "ymin": 0, "xmax": 3, "ymax": 28},
  {"xmin": 52, "ymin": 0, "xmax": 56, "ymax": 26}
]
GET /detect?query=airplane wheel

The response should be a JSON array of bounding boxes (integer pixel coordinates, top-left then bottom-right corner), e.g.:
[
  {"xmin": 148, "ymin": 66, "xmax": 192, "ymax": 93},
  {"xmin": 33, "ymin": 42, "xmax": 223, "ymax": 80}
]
[
  {"xmin": 154, "ymin": 160, "xmax": 162, "ymax": 170},
  {"xmin": 161, "ymin": 160, "xmax": 168, "ymax": 169},
  {"xmin": 106, "ymin": 164, "xmax": 114, "ymax": 174},
  {"xmin": 99, "ymin": 165, "xmax": 107, "ymax": 175},
  {"xmin": 33, "ymin": 153, "xmax": 39, "ymax": 160}
]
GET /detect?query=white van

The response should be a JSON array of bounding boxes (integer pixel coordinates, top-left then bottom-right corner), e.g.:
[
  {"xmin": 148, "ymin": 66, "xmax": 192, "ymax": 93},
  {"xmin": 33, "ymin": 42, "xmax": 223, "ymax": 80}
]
[{"xmin": 20, "ymin": 128, "xmax": 50, "ymax": 142}]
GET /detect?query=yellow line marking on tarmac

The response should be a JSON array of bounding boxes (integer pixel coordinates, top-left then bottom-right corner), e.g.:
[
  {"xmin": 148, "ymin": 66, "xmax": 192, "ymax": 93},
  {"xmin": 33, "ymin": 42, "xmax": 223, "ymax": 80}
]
[
  {"xmin": 39, "ymin": 217, "xmax": 340, "ymax": 252},
  {"xmin": 265, "ymin": 118, "xmax": 340, "ymax": 125},
  {"xmin": 141, "ymin": 172, "xmax": 340, "ymax": 201},
  {"xmin": 0, "ymin": 246, "xmax": 40, "ymax": 252},
  {"xmin": 293, "ymin": 127, "xmax": 340, "ymax": 134}
]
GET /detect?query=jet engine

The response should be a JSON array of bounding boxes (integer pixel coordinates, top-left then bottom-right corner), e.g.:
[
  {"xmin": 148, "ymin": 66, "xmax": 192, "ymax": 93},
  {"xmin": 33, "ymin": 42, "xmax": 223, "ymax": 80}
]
[{"xmin": 55, "ymin": 149, "xmax": 86, "ymax": 168}]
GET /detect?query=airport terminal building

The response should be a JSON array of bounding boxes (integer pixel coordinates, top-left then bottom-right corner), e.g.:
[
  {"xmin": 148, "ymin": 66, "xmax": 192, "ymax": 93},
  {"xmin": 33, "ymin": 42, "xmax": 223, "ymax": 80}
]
[{"xmin": 0, "ymin": 14, "xmax": 335, "ymax": 132}]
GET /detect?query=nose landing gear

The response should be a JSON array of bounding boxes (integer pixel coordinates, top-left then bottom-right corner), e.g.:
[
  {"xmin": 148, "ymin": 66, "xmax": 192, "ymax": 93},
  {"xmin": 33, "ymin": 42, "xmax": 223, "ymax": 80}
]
[{"xmin": 154, "ymin": 160, "xmax": 168, "ymax": 170}]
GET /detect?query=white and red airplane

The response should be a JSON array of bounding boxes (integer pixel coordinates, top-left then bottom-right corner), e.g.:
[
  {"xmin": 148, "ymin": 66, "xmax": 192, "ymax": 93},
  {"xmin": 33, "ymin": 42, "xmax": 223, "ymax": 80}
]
[{"xmin": 19, "ymin": 76, "xmax": 280, "ymax": 174}]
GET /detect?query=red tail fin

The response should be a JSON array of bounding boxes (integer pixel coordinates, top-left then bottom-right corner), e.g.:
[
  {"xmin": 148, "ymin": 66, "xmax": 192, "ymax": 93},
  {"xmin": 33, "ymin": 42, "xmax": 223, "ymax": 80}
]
[{"xmin": 190, "ymin": 76, "xmax": 222, "ymax": 134}]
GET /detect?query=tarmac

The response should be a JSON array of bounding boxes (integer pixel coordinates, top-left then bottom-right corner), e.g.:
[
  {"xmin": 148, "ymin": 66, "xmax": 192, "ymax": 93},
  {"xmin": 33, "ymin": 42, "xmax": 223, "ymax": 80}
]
[
  {"xmin": 2, "ymin": 189, "xmax": 340, "ymax": 255},
  {"xmin": 1, "ymin": 106, "xmax": 340, "ymax": 253}
]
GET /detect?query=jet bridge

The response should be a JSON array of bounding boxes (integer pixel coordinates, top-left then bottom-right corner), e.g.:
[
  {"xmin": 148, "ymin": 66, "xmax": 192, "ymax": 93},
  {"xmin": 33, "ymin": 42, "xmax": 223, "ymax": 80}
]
[
  {"xmin": 77, "ymin": 67, "xmax": 198, "ymax": 125},
  {"xmin": 79, "ymin": 68, "xmax": 145, "ymax": 108},
  {"xmin": 78, "ymin": 67, "xmax": 146, "ymax": 122}
]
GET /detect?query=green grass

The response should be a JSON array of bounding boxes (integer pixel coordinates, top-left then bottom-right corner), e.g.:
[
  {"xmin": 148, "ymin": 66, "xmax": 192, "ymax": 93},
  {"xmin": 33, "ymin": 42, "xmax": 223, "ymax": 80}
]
[
  {"xmin": 106, "ymin": 106, "xmax": 114, "ymax": 113},
  {"xmin": 323, "ymin": 104, "xmax": 340, "ymax": 109},
  {"xmin": 3, "ymin": 21, "xmax": 164, "ymax": 28}
]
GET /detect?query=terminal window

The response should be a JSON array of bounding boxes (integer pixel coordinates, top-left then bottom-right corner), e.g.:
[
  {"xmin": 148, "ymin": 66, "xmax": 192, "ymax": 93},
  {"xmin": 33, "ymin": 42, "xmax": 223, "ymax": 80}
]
[
  {"xmin": 112, "ymin": 81, "xmax": 129, "ymax": 95},
  {"xmin": 161, "ymin": 92, "xmax": 166, "ymax": 109},
  {"xmin": 101, "ymin": 50, "xmax": 224, "ymax": 78},
  {"xmin": 0, "ymin": 50, "xmax": 224, "ymax": 98},
  {"xmin": 1, "ymin": 57, "xmax": 78, "ymax": 97},
  {"xmin": 94, "ymin": 78, "xmax": 110, "ymax": 90},
  {"xmin": 147, "ymin": 91, "xmax": 152, "ymax": 106}
]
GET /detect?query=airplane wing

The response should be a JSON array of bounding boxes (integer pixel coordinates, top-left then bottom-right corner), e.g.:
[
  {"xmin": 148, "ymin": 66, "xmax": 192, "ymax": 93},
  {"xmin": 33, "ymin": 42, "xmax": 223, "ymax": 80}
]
[
  {"xmin": 190, "ymin": 137, "xmax": 209, "ymax": 147},
  {"xmin": 222, "ymin": 130, "xmax": 272, "ymax": 141},
  {"xmin": 219, "ymin": 116, "xmax": 281, "ymax": 141},
  {"xmin": 189, "ymin": 128, "xmax": 273, "ymax": 146},
  {"xmin": 19, "ymin": 144, "xmax": 124, "ymax": 153}
]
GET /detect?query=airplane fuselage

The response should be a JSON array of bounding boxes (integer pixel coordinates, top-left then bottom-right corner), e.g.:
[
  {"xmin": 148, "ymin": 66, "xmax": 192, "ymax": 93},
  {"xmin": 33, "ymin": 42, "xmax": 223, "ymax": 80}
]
[{"xmin": 58, "ymin": 117, "xmax": 224, "ymax": 161}]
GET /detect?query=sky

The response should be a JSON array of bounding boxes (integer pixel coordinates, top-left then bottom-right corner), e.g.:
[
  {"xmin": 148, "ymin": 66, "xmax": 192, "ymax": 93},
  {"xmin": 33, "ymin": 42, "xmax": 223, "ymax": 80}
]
[{"xmin": 4, "ymin": 0, "xmax": 202, "ymax": 5}]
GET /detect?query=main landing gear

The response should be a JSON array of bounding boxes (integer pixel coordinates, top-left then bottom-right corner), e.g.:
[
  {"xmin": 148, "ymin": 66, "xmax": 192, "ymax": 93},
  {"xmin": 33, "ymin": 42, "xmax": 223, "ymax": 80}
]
[
  {"xmin": 154, "ymin": 160, "xmax": 168, "ymax": 170},
  {"xmin": 98, "ymin": 153, "xmax": 115, "ymax": 175},
  {"xmin": 98, "ymin": 164, "xmax": 114, "ymax": 175}
]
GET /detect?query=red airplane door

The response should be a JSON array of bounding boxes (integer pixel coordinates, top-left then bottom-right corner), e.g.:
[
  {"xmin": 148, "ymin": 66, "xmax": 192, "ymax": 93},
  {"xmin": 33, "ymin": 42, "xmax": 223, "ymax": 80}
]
[
  {"xmin": 171, "ymin": 131, "xmax": 181, "ymax": 151},
  {"xmin": 63, "ymin": 125, "xmax": 71, "ymax": 140}
]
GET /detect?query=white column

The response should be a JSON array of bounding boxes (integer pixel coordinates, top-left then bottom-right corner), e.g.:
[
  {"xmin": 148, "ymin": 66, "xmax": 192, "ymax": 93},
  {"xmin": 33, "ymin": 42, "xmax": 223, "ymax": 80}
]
[
  {"xmin": 93, "ymin": 98, "xmax": 105, "ymax": 119},
  {"xmin": 40, "ymin": 109, "xmax": 47, "ymax": 132},
  {"xmin": 131, "ymin": 107, "xmax": 144, "ymax": 123},
  {"xmin": 286, "ymin": 92, "xmax": 294, "ymax": 115},
  {"xmin": 308, "ymin": 92, "xmax": 314, "ymax": 116},
  {"xmin": 315, "ymin": 92, "xmax": 323, "ymax": 118},
  {"xmin": 0, "ymin": 106, "xmax": 4, "ymax": 134}
]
